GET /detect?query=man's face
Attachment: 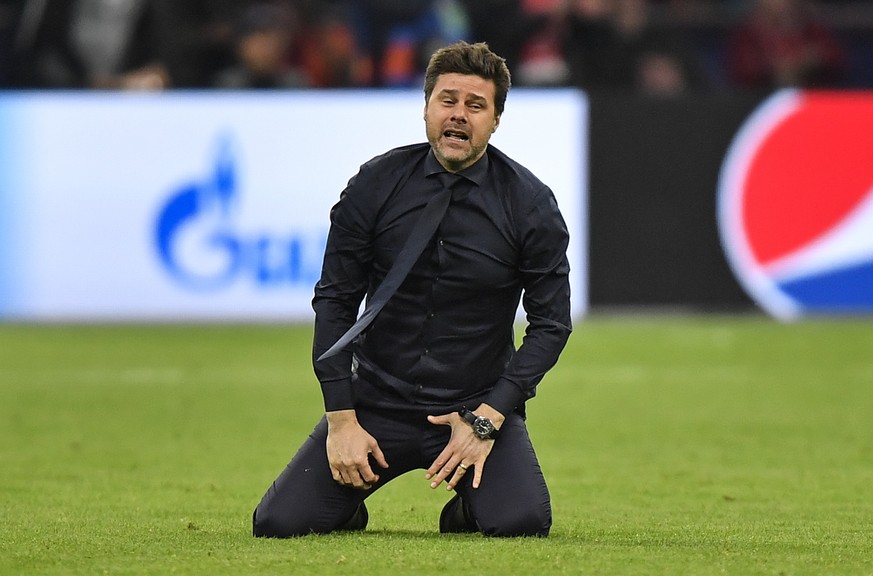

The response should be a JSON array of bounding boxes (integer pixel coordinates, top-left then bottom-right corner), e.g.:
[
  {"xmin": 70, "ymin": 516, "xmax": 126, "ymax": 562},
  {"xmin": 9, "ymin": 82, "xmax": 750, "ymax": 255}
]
[{"xmin": 424, "ymin": 73, "xmax": 500, "ymax": 172}]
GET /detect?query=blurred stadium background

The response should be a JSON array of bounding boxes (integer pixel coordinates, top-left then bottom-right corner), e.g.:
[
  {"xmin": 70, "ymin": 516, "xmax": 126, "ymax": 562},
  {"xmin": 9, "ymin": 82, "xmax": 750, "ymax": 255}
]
[{"xmin": 2, "ymin": 0, "xmax": 872, "ymax": 321}]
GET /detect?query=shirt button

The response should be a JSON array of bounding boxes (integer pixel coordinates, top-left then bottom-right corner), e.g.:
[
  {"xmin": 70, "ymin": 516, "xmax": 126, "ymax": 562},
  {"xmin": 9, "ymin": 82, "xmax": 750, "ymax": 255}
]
[
  {"xmin": 423, "ymin": 349, "xmax": 429, "ymax": 356},
  {"xmin": 438, "ymin": 239, "xmax": 444, "ymax": 246}
]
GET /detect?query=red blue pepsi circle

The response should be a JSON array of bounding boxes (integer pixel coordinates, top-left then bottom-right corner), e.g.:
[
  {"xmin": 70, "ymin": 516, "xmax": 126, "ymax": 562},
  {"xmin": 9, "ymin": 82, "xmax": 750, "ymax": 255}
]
[{"xmin": 718, "ymin": 89, "xmax": 873, "ymax": 320}]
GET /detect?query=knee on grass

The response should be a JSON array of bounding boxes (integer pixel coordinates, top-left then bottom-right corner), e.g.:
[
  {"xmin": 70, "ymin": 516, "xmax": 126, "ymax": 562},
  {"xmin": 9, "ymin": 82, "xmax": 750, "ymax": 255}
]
[
  {"xmin": 252, "ymin": 507, "xmax": 316, "ymax": 538},
  {"xmin": 478, "ymin": 504, "xmax": 552, "ymax": 538}
]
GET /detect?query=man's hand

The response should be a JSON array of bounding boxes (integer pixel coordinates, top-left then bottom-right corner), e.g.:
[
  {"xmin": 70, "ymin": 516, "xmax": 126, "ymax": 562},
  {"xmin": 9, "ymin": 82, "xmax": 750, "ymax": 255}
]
[
  {"xmin": 425, "ymin": 403, "xmax": 505, "ymax": 491},
  {"xmin": 325, "ymin": 409, "xmax": 389, "ymax": 490}
]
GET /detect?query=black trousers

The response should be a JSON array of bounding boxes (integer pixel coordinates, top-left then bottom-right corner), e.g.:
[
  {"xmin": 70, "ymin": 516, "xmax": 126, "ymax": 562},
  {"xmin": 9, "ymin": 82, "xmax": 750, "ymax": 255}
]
[{"xmin": 252, "ymin": 396, "xmax": 551, "ymax": 537}]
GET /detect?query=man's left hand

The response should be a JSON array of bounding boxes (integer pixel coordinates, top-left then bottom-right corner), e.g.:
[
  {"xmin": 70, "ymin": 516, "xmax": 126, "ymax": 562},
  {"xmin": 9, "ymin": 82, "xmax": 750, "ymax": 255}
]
[{"xmin": 425, "ymin": 403, "xmax": 504, "ymax": 491}]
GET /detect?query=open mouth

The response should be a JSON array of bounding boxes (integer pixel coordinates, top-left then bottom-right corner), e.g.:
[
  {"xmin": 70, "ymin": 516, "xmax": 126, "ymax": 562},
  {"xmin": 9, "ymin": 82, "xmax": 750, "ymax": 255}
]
[{"xmin": 443, "ymin": 129, "xmax": 469, "ymax": 142}]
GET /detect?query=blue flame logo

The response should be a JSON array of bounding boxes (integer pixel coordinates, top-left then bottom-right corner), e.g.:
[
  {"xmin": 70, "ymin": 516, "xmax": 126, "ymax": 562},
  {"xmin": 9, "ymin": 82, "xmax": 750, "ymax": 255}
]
[{"xmin": 155, "ymin": 135, "xmax": 325, "ymax": 291}]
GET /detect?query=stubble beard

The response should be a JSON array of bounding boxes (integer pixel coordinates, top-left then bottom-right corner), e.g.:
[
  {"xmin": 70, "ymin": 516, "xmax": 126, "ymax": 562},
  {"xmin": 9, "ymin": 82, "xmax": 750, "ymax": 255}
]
[{"xmin": 430, "ymin": 135, "xmax": 487, "ymax": 173}]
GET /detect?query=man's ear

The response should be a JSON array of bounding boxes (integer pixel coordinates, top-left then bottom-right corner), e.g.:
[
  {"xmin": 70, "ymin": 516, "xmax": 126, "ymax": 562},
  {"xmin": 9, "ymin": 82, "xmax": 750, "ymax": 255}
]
[{"xmin": 492, "ymin": 115, "xmax": 501, "ymax": 133}]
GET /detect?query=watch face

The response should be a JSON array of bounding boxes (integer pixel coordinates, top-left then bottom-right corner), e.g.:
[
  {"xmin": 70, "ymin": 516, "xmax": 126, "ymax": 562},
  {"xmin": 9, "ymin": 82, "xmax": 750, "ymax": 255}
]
[{"xmin": 473, "ymin": 417, "xmax": 494, "ymax": 438}]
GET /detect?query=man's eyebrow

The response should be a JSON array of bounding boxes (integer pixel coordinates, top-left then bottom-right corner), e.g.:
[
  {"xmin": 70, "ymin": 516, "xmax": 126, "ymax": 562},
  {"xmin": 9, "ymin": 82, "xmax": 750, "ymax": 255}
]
[
  {"xmin": 437, "ymin": 88, "xmax": 489, "ymax": 103},
  {"xmin": 437, "ymin": 88, "xmax": 488, "ymax": 100}
]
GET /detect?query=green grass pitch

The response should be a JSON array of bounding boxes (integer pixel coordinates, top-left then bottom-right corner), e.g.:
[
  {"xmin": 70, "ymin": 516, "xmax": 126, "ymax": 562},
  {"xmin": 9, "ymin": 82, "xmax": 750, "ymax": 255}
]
[{"xmin": 1, "ymin": 316, "xmax": 872, "ymax": 575}]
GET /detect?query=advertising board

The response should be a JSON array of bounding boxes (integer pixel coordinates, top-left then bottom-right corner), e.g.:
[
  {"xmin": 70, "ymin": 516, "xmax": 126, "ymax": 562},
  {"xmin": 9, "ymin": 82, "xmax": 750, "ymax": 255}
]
[
  {"xmin": 0, "ymin": 90, "xmax": 587, "ymax": 321},
  {"xmin": 718, "ymin": 90, "xmax": 873, "ymax": 319}
]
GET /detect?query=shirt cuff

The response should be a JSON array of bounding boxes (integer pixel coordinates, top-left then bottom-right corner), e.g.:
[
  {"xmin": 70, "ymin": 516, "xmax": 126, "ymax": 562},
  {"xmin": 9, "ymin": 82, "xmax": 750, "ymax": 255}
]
[
  {"xmin": 320, "ymin": 377, "xmax": 355, "ymax": 412},
  {"xmin": 486, "ymin": 377, "xmax": 526, "ymax": 419}
]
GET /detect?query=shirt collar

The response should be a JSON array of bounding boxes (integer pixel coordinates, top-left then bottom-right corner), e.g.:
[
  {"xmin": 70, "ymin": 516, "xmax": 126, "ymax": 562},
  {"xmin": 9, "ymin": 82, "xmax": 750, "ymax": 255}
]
[{"xmin": 424, "ymin": 147, "xmax": 489, "ymax": 186}]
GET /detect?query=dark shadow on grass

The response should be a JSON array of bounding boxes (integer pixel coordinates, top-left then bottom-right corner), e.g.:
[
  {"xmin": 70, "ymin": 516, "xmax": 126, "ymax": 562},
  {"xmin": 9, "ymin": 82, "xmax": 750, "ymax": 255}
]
[
  {"xmin": 334, "ymin": 529, "xmax": 585, "ymax": 541},
  {"xmin": 342, "ymin": 529, "xmax": 478, "ymax": 540},
  {"xmin": 252, "ymin": 529, "xmax": 587, "ymax": 544}
]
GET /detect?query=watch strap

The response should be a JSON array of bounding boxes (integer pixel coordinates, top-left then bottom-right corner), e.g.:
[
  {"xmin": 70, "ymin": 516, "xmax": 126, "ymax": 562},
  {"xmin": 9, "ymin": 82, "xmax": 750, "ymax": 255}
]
[
  {"xmin": 458, "ymin": 407, "xmax": 500, "ymax": 440},
  {"xmin": 458, "ymin": 408, "xmax": 477, "ymax": 426}
]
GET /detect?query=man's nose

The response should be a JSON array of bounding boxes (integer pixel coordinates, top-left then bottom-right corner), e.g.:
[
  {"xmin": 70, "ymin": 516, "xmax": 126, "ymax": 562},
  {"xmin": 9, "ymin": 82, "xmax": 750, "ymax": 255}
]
[{"xmin": 450, "ymin": 105, "xmax": 467, "ymax": 123}]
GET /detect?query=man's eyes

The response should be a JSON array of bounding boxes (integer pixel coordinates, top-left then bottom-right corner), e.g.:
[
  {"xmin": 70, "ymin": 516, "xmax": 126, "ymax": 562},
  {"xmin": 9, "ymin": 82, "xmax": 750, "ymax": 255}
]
[{"xmin": 440, "ymin": 99, "xmax": 485, "ymax": 111}]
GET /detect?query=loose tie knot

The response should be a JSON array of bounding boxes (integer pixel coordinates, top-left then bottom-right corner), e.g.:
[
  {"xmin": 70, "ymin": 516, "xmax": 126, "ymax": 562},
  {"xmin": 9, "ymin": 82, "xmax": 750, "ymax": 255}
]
[
  {"xmin": 436, "ymin": 171, "xmax": 462, "ymax": 190},
  {"xmin": 436, "ymin": 171, "xmax": 466, "ymax": 202}
]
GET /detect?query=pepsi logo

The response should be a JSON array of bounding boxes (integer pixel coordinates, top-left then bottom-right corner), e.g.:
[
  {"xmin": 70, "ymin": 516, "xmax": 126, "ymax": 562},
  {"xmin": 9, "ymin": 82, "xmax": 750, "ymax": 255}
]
[{"xmin": 718, "ymin": 90, "xmax": 873, "ymax": 320}]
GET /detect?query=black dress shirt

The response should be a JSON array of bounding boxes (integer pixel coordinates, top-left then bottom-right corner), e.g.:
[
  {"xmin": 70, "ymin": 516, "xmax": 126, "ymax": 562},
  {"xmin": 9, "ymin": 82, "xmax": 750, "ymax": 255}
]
[{"xmin": 312, "ymin": 142, "xmax": 572, "ymax": 417}]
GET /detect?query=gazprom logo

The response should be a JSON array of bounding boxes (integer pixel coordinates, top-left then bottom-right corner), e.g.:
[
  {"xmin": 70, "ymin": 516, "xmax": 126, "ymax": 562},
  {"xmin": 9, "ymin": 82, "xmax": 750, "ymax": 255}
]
[{"xmin": 154, "ymin": 135, "xmax": 326, "ymax": 291}]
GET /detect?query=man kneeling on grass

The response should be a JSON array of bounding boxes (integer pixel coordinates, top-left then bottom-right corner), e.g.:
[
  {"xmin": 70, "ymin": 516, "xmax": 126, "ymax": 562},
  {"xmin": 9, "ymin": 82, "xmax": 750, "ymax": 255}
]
[{"xmin": 252, "ymin": 40, "xmax": 571, "ymax": 538}]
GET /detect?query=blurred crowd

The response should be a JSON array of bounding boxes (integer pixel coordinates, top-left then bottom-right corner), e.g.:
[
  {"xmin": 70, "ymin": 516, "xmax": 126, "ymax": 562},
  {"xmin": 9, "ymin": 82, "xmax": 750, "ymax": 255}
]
[{"xmin": 0, "ymin": 0, "xmax": 868, "ymax": 95}]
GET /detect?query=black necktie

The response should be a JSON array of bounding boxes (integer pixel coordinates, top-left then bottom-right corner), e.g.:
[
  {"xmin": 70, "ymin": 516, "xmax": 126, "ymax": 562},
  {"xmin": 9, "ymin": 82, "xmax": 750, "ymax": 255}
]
[{"xmin": 318, "ymin": 172, "xmax": 459, "ymax": 361}]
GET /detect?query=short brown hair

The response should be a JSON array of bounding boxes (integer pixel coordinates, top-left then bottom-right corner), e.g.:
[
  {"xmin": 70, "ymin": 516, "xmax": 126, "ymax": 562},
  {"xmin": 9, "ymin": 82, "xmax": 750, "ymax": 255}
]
[{"xmin": 423, "ymin": 41, "xmax": 511, "ymax": 118}]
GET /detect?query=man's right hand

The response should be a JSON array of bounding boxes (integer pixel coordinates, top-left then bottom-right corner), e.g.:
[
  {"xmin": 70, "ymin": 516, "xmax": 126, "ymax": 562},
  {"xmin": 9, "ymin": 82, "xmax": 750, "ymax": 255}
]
[{"xmin": 325, "ymin": 409, "xmax": 389, "ymax": 490}]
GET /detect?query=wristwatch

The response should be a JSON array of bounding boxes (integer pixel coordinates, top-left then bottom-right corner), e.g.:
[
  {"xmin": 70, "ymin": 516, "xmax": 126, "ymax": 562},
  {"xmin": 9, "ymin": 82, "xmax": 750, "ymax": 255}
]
[{"xmin": 458, "ymin": 408, "xmax": 501, "ymax": 440}]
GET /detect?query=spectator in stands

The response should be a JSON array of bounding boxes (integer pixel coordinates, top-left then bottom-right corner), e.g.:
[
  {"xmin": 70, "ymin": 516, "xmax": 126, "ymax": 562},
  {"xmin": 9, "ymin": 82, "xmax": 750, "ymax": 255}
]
[
  {"xmin": 295, "ymin": 2, "xmax": 373, "ymax": 87},
  {"xmin": 352, "ymin": 0, "xmax": 471, "ymax": 87},
  {"xmin": 562, "ymin": 0, "xmax": 706, "ymax": 94},
  {"xmin": 560, "ymin": 0, "xmax": 614, "ymax": 89},
  {"xmin": 0, "ymin": 1, "xmax": 18, "ymax": 86},
  {"xmin": 148, "ymin": 0, "xmax": 239, "ymax": 89},
  {"xmin": 214, "ymin": 2, "xmax": 309, "ymax": 89},
  {"xmin": 10, "ymin": 0, "xmax": 237, "ymax": 89},
  {"xmin": 460, "ymin": 0, "xmax": 551, "ymax": 85},
  {"xmin": 727, "ymin": 0, "xmax": 846, "ymax": 90},
  {"xmin": 11, "ymin": 0, "xmax": 166, "ymax": 89},
  {"xmin": 511, "ymin": 0, "xmax": 570, "ymax": 86}
]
